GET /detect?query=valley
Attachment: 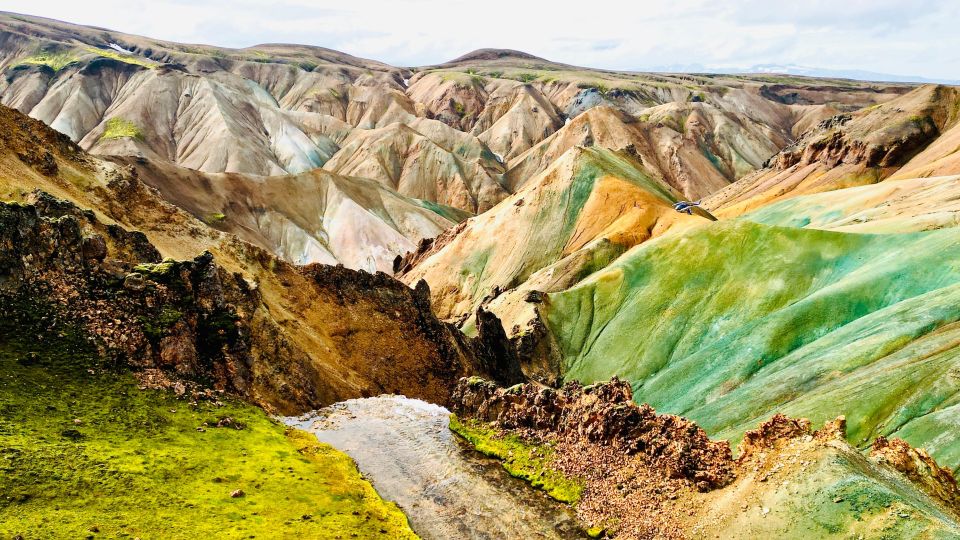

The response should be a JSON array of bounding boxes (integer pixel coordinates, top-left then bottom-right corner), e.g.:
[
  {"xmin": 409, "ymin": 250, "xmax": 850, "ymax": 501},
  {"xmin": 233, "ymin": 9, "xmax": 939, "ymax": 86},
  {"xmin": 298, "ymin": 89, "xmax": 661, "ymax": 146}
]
[{"xmin": 1, "ymin": 8, "xmax": 960, "ymax": 540}]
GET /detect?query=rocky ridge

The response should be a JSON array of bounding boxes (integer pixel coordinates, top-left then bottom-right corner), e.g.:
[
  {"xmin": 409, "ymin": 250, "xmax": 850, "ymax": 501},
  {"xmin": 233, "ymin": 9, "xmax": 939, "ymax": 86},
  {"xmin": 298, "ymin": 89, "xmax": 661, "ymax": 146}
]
[
  {"xmin": 0, "ymin": 191, "xmax": 521, "ymax": 413},
  {"xmin": 452, "ymin": 377, "xmax": 960, "ymax": 539}
]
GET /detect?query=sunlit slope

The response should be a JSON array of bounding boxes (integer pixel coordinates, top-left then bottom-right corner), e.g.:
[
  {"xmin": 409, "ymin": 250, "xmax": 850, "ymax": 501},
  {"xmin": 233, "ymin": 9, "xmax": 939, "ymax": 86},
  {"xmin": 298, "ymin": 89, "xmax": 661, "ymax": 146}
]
[
  {"xmin": 544, "ymin": 220, "xmax": 960, "ymax": 470},
  {"xmin": 401, "ymin": 146, "xmax": 702, "ymax": 323},
  {"xmin": 112, "ymin": 156, "xmax": 464, "ymax": 271},
  {"xmin": 742, "ymin": 175, "xmax": 960, "ymax": 233},
  {"xmin": 706, "ymin": 85, "xmax": 960, "ymax": 217}
]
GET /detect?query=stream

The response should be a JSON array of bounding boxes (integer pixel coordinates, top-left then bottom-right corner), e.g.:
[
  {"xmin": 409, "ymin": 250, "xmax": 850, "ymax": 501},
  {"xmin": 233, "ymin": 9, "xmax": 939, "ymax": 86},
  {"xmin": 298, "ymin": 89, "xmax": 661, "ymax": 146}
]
[{"xmin": 283, "ymin": 395, "xmax": 584, "ymax": 539}]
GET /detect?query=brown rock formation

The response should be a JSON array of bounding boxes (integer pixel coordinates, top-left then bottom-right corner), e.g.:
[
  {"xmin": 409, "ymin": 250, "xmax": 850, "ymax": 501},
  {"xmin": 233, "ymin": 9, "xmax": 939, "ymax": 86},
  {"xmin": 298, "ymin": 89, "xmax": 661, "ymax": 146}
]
[
  {"xmin": 872, "ymin": 436, "xmax": 960, "ymax": 508},
  {"xmin": 452, "ymin": 377, "xmax": 960, "ymax": 539},
  {"xmin": 451, "ymin": 377, "xmax": 734, "ymax": 490},
  {"xmin": 0, "ymin": 195, "xmax": 521, "ymax": 413}
]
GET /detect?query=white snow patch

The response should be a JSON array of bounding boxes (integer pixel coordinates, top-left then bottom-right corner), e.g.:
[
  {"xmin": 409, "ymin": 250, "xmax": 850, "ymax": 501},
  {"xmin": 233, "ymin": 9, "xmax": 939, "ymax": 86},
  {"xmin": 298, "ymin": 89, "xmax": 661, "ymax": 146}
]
[{"xmin": 108, "ymin": 43, "xmax": 134, "ymax": 55}]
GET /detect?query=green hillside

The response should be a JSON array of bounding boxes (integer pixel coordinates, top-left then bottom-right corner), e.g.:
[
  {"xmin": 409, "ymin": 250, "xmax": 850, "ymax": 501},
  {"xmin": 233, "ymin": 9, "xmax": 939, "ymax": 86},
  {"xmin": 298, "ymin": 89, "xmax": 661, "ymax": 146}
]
[{"xmin": 545, "ymin": 220, "xmax": 960, "ymax": 469}]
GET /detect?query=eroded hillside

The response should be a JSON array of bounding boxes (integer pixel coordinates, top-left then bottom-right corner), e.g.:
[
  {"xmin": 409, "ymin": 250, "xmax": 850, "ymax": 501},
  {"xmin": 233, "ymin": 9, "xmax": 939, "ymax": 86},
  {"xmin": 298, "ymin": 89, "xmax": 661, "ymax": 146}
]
[
  {"xmin": 0, "ymin": 103, "xmax": 517, "ymax": 414},
  {"xmin": 3, "ymin": 10, "xmax": 960, "ymax": 539},
  {"xmin": 0, "ymin": 12, "xmax": 913, "ymax": 217},
  {"xmin": 451, "ymin": 378, "xmax": 960, "ymax": 539}
]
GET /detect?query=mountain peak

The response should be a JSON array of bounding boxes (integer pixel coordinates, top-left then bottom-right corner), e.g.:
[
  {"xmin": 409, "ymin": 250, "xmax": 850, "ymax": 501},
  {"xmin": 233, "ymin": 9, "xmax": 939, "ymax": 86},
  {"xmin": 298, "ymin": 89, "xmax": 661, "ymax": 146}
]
[{"xmin": 446, "ymin": 48, "xmax": 547, "ymax": 64}]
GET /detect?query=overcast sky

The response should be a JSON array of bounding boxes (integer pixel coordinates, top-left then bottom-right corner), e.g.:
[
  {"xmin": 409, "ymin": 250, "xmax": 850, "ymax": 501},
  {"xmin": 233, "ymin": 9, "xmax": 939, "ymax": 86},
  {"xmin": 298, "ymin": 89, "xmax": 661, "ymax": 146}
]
[{"xmin": 5, "ymin": 0, "xmax": 960, "ymax": 81}]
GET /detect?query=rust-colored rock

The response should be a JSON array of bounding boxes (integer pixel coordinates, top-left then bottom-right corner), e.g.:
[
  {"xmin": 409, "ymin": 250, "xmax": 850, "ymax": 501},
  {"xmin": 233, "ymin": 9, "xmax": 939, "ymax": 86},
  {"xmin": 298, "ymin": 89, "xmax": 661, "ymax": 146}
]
[
  {"xmin": 451, "ymin": 377, "xmax": 734, "ymax": 490},
  {"xmin": 871, "ymin": 436, "xmax": 960, "ymax": 508},
  {"xmin": 737, "ymin": 413, "xmax": 813, "ymax": 459}
]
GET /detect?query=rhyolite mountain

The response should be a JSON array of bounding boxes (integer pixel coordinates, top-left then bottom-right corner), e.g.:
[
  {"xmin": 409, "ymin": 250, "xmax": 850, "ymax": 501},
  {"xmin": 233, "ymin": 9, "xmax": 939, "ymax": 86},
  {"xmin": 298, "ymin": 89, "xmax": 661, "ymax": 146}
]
[
  {"xmin": 3, "ymin": 9, "xmax": 960, "ymax": 540},
  {"xmin": 0, "ymin": 11, "xmax": 908, "ymax": 210}
]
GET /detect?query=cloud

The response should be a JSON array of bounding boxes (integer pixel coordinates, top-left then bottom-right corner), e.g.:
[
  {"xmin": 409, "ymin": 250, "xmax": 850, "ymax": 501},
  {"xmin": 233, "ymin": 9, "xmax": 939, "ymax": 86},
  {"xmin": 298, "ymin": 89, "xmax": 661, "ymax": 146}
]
[{"xmin": 3, "ymin": 0, "xmax": 959, "ymax": 80}]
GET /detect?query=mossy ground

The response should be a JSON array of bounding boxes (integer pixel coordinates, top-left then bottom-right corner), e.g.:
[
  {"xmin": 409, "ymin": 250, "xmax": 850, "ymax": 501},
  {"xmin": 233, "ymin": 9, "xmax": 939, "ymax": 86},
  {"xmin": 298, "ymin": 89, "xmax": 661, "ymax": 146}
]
[
  {"xmin": 16, "ymin": 51, "xmax": 76, "ymax": 71},
  {"xmin": 100, "ymin": 117, "xmax": 144, "ymax": 141},
  {"xmin": 0, "ymin": 306, "xmax": 416, "ymax": 539},
  {"xmin": 448, "ymin": 414, "xmax": 583, "ymax": 504},
  {"xmin": 83, "ymin": 47, "xmax": 157, "ymax": 69}
]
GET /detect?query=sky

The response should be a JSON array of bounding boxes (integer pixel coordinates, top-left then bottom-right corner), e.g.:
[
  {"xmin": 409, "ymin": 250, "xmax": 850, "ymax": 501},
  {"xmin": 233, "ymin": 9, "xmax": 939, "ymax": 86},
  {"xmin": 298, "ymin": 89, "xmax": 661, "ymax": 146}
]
[{"xmin": 4, "ymin": 0, "xmax": 960, "ymax": 82}]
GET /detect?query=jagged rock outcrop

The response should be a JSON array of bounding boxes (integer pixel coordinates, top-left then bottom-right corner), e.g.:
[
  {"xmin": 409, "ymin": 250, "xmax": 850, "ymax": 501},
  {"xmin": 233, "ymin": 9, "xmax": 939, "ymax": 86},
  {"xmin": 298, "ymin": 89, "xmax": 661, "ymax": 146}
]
[
  {"xmin": 0, "ymin": 198, "xmax": 316, "ymax": 405},
  {"xmin": 0, "ymin": 195, "xmax": 522, "ymax": 412},
  {"xmin": 872, "ymin": 436, "xmax": 960, "ymax": 509},
  {"xmin": 452, "ymin": 377, "xmax": 960, "ymax": 539},
  {"xmin": 736, "ymin": 413, "xmax": 815, "ymax": 457},
  {"xmin": 452, "ymin": 377, "xmax": 735, "ymax": 490}
]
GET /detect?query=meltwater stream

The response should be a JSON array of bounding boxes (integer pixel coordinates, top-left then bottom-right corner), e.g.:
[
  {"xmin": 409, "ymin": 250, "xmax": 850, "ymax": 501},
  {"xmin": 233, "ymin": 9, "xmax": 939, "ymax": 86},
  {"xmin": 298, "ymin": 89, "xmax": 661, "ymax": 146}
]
[{"xmin": 283, "ymin": 396, "xmax": 584, "ymax": 539}]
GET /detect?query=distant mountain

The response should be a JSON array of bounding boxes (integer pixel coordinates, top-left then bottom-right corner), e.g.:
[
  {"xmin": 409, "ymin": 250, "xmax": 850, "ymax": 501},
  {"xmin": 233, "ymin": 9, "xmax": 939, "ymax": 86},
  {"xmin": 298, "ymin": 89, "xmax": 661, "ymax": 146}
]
[
  {"xmin": 649, "ymin": 62, "xmax": 958, "ymax": 85},
  {"xmin": 745, "ymin": 63, "xmax": 960, "ymax": 85}
]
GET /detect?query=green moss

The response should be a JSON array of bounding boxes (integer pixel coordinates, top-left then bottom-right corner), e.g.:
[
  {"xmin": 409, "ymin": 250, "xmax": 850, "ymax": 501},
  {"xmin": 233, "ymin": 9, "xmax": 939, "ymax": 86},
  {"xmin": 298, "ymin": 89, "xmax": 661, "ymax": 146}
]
[
  {"xmin": 464, "ymin": 375, "xmax": 488, "ymax": 387},
  {"xmin": 100, "ymin": 117, "xmax": 144, "ymax": 141},
  {"xmin": 587, "ymin": 526, "xmax": 606, "ymax": 538},
  {"xmin": 207, "ymin": 212, "xmax": 227, "ymax": 223},
  {"xmin": 453, "ymin": 100, "xmax": 466, "ymax": 116},
  {"xmin": 247, "ymin": 50, "xmax": 273, "ymax": 63},
  {"xmin": 0, "ymin": 303, "xmax": 416, "ymax": 539},
  {"xmin": 17, "ymin": 50, "xmax": 77, "ymax": 71},
  {"xmin": 133, "ymin": 259, "xmax": 178, "ymax": 279},
  {"xmin": 140, "ymin": 307, "xmax": 183, "ymax": 340},
  {"xmin": 449, "ymin": 415, "xmax": 583, "ymax": 504},
  {"xmin": 83, "ymin": 47, "xmax": 157, "ymax": 69}
]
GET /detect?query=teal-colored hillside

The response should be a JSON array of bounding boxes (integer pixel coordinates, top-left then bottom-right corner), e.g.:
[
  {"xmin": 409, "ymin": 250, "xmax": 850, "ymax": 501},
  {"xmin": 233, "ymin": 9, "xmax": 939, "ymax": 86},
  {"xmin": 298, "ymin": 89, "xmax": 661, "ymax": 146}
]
[{"xmin": 545, "ymin": 220, "xmax": 960, "ymax": 469}]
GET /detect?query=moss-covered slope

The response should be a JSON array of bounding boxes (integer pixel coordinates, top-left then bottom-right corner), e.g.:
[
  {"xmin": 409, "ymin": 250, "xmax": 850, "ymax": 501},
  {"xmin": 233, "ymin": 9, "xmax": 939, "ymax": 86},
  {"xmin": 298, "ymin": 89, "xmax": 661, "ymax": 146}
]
[
  {"xmin": 0, "ymin": 306, "xmax": 416, "ymax": 539},
  {"xmin": 545, "ymin": 220, "xmax": 960, "ymax": 469}
]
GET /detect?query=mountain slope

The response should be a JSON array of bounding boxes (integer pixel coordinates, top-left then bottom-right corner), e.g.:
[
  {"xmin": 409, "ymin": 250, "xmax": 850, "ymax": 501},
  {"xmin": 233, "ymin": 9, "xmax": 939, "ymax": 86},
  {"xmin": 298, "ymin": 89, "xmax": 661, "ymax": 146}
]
[
  {"xmin": 321, "ymin": 118, "xmax": 508, "ymax": 213},
  {"xmin": 505, "ymin": 103, "xmax": 787, "ymax": 200},
  {"xmin": 0, "ymin": 12, "xmax": 508, "ymax": 213},
  {"xmin": 1, "ymin": 12, "xmax": 916, "ymax": 215},
  {"xmin": 741, "ymin": 174, "xmax": 960, "ymax": 234},
  {"xmin": 399, "ymin": 146, "xmax": 705, "ymax": 381},
  {"xmin": 0, "ymin": 102, "xmax": 509, "ymax": 414},
  {"xmin": 543, "ymin": 219, "xmax": 960, "ymax": 473},
  {"xmin": 113, "ymin": 155, "xmax": 464, "ymax": 271},
  {"xmin": 706, "ymin": 85, "xmax": 960, "ymax": 216}
]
